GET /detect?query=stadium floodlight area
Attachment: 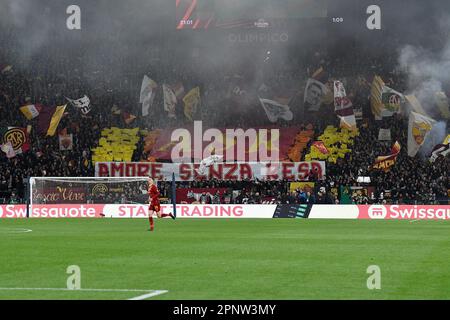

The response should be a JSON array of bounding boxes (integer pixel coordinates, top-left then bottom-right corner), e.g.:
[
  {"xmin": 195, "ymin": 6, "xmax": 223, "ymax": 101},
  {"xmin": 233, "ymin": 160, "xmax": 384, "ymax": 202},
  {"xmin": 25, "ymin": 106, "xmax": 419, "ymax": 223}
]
[{"xmin": 29, "ymin": 177, "xmax": 152, "ymax": 207}]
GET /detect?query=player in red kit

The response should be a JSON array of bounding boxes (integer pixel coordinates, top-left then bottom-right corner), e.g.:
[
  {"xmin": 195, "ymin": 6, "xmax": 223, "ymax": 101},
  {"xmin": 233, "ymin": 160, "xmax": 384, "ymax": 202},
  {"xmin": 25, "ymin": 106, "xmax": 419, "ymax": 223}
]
[{"xmin": 148, "ymin": 178, "xmax": 174, "ymax": 231}]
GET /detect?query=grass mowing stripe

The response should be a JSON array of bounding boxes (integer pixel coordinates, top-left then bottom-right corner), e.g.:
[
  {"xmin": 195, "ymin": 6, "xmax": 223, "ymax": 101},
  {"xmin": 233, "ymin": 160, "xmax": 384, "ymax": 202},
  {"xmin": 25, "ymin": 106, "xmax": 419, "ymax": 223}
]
[{"xmin": 0, "ymin": 218, "xmax": 449, "ymax": 299}]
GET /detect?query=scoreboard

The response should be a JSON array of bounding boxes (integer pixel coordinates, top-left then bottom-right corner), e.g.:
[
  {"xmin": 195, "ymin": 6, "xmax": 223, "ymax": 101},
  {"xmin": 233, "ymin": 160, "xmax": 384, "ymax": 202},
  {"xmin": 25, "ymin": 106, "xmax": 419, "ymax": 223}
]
[{"xmin": 176, "ymin": 0, "xmax": 328, "ymax": 29}]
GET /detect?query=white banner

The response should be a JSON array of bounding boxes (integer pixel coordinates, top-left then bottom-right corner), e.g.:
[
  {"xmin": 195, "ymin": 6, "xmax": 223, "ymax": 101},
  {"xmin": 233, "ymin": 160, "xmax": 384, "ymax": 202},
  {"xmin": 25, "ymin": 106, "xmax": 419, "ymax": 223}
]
[
  {"xmin": 163, "ymin": 84, "xmax": 177, "ymax": 118},
  {"xmin": 66, "ymin": 95, "xmax": 91, "ymax": 115},
  {"xmin": 95, "ymin": 161, "xmax": 326, "ymax": 181},
  {"xmin": 140, "ymin": 75, "xmax": 158, "ymax": 116}
]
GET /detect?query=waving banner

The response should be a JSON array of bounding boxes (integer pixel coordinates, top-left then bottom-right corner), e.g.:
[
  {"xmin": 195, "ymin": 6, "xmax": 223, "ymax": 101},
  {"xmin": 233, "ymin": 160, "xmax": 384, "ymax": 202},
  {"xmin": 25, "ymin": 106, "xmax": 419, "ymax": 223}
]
[
  {"xmin": 66, "ymin": 95, "xmax": 91, "ymax": 115},
  {"xmin": 140, "ymin": 75, "xmax": 158, "ymax": 116},
  {"xmin": 183, "ymin": 87, "xmax": 201, "ymax": 121},
  {"xmin": 408, "ymin": 111, "xmax": 436, "ymax": 157},
  {"xmin": 333, "ymin": 81, "xmax": 356, "ymax": 130},
  {"xmin": 163, "ymin": 84, "xmax": 177, "ymax": 118},
  {"xmin": 371, "ymin": 141, "xmax": 401, "ymax": 172},
  {"xmin": 259, "ymin": 97, "xmax": 293, "ymax": 123}
]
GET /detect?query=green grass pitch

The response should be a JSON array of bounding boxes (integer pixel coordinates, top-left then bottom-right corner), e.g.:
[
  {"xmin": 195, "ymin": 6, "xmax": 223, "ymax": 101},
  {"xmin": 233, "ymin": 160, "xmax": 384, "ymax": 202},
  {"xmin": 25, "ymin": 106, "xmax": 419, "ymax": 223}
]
[{"xmin": 0, "ymin": 218, "xmax": 449, "ymax": 300}]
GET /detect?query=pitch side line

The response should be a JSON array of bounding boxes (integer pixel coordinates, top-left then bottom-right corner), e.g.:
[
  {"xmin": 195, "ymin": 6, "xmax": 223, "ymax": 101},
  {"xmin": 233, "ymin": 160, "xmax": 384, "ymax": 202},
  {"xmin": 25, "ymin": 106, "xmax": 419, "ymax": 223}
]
[
  {"xmin": 0, "ymin": 228, "xmax": 32, "ymax": 234},
  {"xmin": 0, "ymin": 287, "xmax": 168, "ymax": 300},
  {"xmin": 128, "ymin": 290, "xmax": 168, "ymax": 300}
]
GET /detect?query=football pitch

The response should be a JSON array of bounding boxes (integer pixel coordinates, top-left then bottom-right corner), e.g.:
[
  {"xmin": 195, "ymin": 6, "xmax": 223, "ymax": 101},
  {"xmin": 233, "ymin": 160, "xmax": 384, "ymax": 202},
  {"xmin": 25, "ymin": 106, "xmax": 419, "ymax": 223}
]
[{"xmin": 0, "ymin": 218, "xmax": 449, "ymax": 300}]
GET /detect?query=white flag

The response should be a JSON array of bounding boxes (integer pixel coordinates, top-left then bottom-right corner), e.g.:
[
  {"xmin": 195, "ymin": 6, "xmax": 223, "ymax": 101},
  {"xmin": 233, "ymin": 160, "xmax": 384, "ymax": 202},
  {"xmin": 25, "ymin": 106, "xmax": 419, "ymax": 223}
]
[
  {"xmin": 1, "ymin": 141, "xmax": 16, "ymax": 158},
  {"xmin": 333, "ymin": 81, "xmax": 356, "ymax": 130},
  {"xmin": 408, "ymin": 111, "xmax": 436, "ymax": 157},
  {"xmin": 198, "ymin": 155, "xmax": 223, "ymax": 175},
  {"xmin": 378, "ymin": 128, "xmax": 392, "ymax": 141},
  {"xmin": 140, "ymin": 75, "xmax": 158, "ymax": 116},
  {"xmin": 163, "ymin": 84, "xmax": 177, "ymax": 119},
  {"xmin": 430, "ymin": 143, "xmax": 450, "ymax": 163},
  {"xmin": 66, "ymin": 95, "xmax": 91, "ymax": 115},
  {"xmin": 259, "ymin": 98, "xmax": 293, "ymax": 123}
]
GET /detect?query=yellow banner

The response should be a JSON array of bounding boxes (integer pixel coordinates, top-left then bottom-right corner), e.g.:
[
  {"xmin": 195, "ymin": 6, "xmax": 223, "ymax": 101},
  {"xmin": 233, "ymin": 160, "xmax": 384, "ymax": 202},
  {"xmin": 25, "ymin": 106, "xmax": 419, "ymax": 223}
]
[
  {"xmin": 47, "ymin": 104, "xmax": 67, "ymax": 136},
  {"xmin": 183, "ymin": 87, "xmax": 200, "ymax": 121}
]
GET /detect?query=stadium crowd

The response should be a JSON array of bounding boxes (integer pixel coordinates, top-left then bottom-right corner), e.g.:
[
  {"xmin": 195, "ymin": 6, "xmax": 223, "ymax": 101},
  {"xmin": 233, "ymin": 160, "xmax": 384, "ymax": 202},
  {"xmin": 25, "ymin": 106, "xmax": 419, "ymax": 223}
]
[{"xmin": 1, "ymin": 24, "xmax": 449, "ymax": 205}]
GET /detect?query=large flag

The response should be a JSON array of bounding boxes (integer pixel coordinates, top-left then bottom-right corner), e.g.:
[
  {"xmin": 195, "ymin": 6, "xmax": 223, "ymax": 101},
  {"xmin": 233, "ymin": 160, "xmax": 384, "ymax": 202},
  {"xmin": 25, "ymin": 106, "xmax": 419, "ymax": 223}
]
[
  {"xmin": 66, "ymin": 95, "xmax": 91, "ymax": 115},
  {"xmin": 38, "ymin": 104, "xmax": 67, "ymax": 137},
  {"xmin": 259, "ymin": 97, "xmax": 293, "ymax": 123},
  {"xmin": 430, "ymin": 142, "xmax": 450, "ymax": 163},
  {"xmin": 163, "ymin": 84, "xmax": 177, "ymax": 119},
  {"xmin": 370, "ymin": 75, "xmax": 384, "ymax": 119},
  {"xmin": 0, "ymin": 141, "xmax": 16, "ymax": 158},
  {"xmin": 59, "ymin": 133, "xmax": 73, "ymax": 151},
  {"xmin": 304, "ymin": 78, "xmax": 328, "ymax": 112},
  {"xmin": 435, "ymin": 92, "xmax": 450, "ymax": 119},
  {"xmin": 381, "ymin": 85, "xmax": 404, "ymax": 115},
  {"xmin": 405, "ymin": 95, "xmax": 427, "ymax": 116},
  {"xmin": 0, "ymin": 127, "xmax": 31, "ymax": 153},
  {"xmin": 371, "ymin": 141, "xmax": 401, "ymax": 172},
  {"xmin": 407, "ymin": 111, "xmax": 436, "ymax": 157},
  {"xmin": 333, "ymin": 81, "xmax": 356, "ymax": 130},
  {"xmin": 140, "ymin": 75, "xmax": 158, "ymax": 116},
  {"xmin": 20, "ymin": 104, "xmax": 42, "ymax": 120},
  {"xmin": 370, "ymin": 75, "xmax": 404, "ymax": 119},
  {"xmin": 183, "ymin": 87, "xmax": 201, "ymax": 121}
]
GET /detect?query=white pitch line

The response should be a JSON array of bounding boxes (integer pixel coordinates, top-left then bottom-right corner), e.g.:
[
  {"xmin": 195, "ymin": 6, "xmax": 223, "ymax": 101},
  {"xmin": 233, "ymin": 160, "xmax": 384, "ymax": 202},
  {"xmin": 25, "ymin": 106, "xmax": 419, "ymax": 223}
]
[
  {"xmin": 0, "ymin": 228, "xmax": 32, "ymax": 234},
  {"xmin": 410, "ymin": 219, "xmax": 420, "ymax": 223},
  {"xmin": 128, "ymin": 290, "xmax": 168, "ymax": 300},
  {"xmin": 0, "ymin": 287, "xmax": 168, "ymax": 299}
]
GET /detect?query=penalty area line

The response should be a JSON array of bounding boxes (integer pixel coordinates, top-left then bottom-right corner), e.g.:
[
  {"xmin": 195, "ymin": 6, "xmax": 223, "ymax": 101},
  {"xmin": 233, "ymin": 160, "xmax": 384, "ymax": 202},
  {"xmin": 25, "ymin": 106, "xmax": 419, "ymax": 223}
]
[{"xmin": 0, "ymin": 287, "xmax": 168, "ymax": 300}]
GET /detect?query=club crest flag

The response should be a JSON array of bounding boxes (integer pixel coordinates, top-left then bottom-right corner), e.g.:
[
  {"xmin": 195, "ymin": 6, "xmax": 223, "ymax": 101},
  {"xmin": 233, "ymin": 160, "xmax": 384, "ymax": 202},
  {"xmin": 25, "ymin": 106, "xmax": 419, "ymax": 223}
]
[
  {"xmin": 259, "ymin": 98, "xmax": 293, "ymax": 123},
  {"xmin": 0, "ymin": 127, "xmax": 31, "ymax": 153},
  {"xmin": 183, "ymin": 87, "xmax": 201, "ymax": 121},
  {"xmin": 163, "ymin": 84, "xmax": 177, "ymax": 119},
  {"xmin": 381, "ymin": 85, "xmax": 404, "ymax": 115},
  {"xmin": 333, "ymin": 81, "xmax": 356, "ymax": 131},
  {"xmin": 66, "ymin": 95, "xmax": 91, "ymax": 115},
  {"xmin": 408, "ymin": 111, "xmax": 436, "ymax": 157},
  {"xmin": 20, "ymin": 104, "xmax": 42, "ymax": 120},
  {"xmin": 140, "ymin": 75, "xmax": 158, "ymax": 116}
]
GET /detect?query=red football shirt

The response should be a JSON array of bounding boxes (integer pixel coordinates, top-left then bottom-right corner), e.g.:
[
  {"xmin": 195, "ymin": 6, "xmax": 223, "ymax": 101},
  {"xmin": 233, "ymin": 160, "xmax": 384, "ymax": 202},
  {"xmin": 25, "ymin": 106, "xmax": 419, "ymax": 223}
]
[{"xmin": 148, "ymin": 184, "xmax": 160, "ymax": 204}]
